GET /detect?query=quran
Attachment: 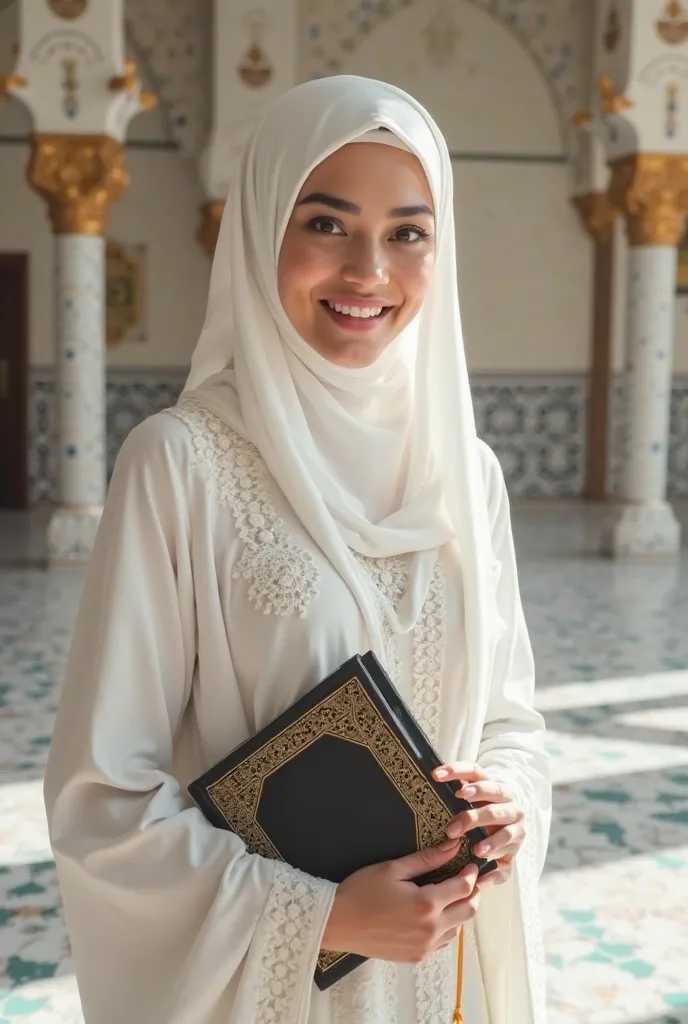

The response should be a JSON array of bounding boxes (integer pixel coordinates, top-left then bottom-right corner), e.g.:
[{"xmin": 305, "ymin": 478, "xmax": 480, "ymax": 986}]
[{"xmin": 189, "ymin": 651, "xmax": 496, "ymax": 991}]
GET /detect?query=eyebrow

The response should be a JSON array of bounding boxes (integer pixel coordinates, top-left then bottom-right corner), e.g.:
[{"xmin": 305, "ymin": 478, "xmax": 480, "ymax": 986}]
[{"xmin": 296, "ymin": 191, "xmax": 434, "ymax": 218}]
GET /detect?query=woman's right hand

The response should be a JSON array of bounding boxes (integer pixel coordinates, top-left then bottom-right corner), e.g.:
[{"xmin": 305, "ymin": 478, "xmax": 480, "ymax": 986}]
[{"xmin": 321, "ymin": 840, "xmax": 480, "ymax": 963}]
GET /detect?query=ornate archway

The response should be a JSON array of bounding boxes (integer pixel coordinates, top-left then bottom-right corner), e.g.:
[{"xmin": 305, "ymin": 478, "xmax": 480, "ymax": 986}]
[{"xmin": 302, "ymin": 0, "xmax": 585, "ymax": 155}]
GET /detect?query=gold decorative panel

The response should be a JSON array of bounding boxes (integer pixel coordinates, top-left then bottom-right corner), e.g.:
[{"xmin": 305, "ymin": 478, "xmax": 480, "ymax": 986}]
[{"xmin": 106, "ymin": 241, "xmax": 147, "ymax": 346}]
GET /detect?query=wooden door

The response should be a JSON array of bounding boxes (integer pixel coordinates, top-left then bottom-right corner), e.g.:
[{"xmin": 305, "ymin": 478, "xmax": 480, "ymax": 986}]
[{"xmin": 0, "ymin": 254, "xmax": 29, "ymax": 508}]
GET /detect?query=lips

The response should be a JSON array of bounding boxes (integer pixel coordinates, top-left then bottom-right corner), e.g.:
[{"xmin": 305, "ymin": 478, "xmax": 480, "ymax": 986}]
[{"xmin": 319, "ymin": 300, "xmax": 393, "ymax": 331}]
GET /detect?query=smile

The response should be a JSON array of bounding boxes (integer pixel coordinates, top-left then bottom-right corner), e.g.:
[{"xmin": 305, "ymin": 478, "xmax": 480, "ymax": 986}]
[{"xmin": 320, "ymin": 300, "xmax": 393, "ymax": 331}]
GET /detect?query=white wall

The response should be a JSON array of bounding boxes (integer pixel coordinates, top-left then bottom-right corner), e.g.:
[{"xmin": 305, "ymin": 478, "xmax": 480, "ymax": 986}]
[{"xmin": 452, "ymin": 161, "xmax": 591, "ymax": 373}]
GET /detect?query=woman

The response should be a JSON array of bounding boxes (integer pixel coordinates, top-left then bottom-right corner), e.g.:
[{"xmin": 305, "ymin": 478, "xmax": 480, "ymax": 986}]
[{"xmin": 44, "ymin": 76, "xmax": 551, "ymax": 1024}]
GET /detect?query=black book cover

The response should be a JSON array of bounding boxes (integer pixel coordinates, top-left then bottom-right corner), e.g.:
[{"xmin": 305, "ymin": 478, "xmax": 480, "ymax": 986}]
[{"xmin": 189, "ymin": 651, "xmax": 496, "ymax": 990}]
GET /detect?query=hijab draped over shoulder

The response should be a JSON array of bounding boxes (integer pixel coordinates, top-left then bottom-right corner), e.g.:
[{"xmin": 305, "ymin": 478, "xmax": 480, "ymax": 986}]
[{"xmin": 184, "ymin": 75, "xmax": 497, "ymax": 704}]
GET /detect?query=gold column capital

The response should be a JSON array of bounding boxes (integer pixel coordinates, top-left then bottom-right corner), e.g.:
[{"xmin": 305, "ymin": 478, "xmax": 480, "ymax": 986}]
[
  {"xmin": 572, "ymin": 191, "xmax": 617, "ymax": 244},
  {"xmin": 197, "ymin": 199, "xmax": 226, "ymax": 257},
  {"xmin": 27, "ymin": 134, "xmax": 129, "ymax": 236},
  {"xmin": 0, "ymin": 73, "xmax": 28, "ymax": 98},
  {"xmin": 608, "ymin": 152, "xmax": 688, "ymax": 246}
]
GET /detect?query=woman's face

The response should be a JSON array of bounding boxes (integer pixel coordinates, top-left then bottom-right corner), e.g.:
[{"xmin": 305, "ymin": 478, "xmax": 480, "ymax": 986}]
[{"xmin": 278, "ymin": 140, "xmax": 436, "ymax": 368}]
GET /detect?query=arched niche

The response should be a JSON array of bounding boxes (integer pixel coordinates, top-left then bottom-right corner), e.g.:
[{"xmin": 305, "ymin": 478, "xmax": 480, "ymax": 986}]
[
  {"xmin": 301, "ymin": 0, "xmax": 585, "ymax": 158},
  {"xmin": 337, "ymin": 2, "xmax": 565, "ymax": 157}
]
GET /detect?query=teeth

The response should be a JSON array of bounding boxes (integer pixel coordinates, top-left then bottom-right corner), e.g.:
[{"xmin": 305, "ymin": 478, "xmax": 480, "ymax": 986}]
[{"xmin": 327, "ymin": 301, "xmax": 384, "ymax": 318}]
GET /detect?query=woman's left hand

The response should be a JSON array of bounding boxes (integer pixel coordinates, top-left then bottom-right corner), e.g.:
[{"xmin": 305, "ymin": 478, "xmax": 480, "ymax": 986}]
[{"xmin": 432, "ymin": 762, "xmax": 526, "ymax": 887}]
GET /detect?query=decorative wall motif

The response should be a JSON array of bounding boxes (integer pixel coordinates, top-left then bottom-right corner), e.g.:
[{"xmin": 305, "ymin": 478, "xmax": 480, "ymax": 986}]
[
  {"xmin": 238, "ymin": 10, "xmax": 274, "ymax": 87},
  {"xmin": 423, "ymin": 0, "xmax": 460, "ymax": 68},
  {"xmin": 61, "ymin": 57, "xmax": 79, "ymax": 119},
  {"xmin": 637, "ymin": 54, "xmax": 688, "ymax": 137},
  {"xmin": 47, "ymin": 0, "xmax": 89, "ymax": 20},
  {"xmin": 655, "ymin": 1, "xmax": 688, "ymax": 46},
  {"xmin": 638, "ymin": 53, "xmax": 688, "ymax": 89},
  {"xmin": 603, "ymin": 1, "xmax": 621, "ymax": 53},
  {"xmin": 125, "ymin": 0, "xmax": 211, "ymax": 158},
  {"xmin": 105, "ymin": 241, "xmax": 147, "ymax": 346},
  {"xmin": 26, "ymin": 371, "xmax": 688, "ymax": 504},
  {"xmin": 301, "ymin": 0, "xmax": 584, "ymax": 153},
  {"xmin": 28, "ymin": 30, "xmax": 104, "ymax": 69},
  {"xmin": 666, "ymin": 81, "xmax": 679, "ymax": 136}
]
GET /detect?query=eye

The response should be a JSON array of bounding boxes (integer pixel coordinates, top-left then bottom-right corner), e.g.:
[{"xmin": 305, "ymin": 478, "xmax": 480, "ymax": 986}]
[
  {"xmin": 393, "ymin": 224, "xmax": 430, "ymax": 244},
  {"xmin": 307, "ymin": 216, "xmax": 345, "ymax": 236}
]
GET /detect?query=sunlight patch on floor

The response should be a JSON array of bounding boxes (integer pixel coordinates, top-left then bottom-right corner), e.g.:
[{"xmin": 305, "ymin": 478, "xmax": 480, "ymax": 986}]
[{"xmin": 0, "ymin": 780, "xmax": 51, "ymax": 867}]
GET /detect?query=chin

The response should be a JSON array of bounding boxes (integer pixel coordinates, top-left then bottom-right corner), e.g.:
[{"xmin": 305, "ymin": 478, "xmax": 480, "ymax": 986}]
[{"xmin": 311, "ymin": 331, "xmax": 395, "ymax": 368}]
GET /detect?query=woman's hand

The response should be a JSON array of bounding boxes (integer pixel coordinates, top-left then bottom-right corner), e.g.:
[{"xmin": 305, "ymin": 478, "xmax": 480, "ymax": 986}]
[
  {"xmin": 322, "ymin": 841, "xmax": 481, "ymax": 963},
  {"xmin": 433, "ymin": 762, "xmax": 526, "ymax": 887}
]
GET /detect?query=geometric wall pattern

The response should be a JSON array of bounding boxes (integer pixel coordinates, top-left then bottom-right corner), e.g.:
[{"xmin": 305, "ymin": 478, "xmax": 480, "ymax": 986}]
[{"xmin": 28, "ymin": 370, "xmax": 688, "ymax": 504}]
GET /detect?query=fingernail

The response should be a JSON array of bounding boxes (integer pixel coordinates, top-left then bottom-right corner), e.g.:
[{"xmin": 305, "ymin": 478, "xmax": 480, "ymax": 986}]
[
  {"xmin": 447, "ymin": 824, "xmax": 463, "ymax": 839},
  {"xmin": 438, "ymin": 838, "xmax": 460, "ymax": 851},
  {"xmin": 434, "ymin": 768, "xmax": 448, "ymax": 779},
  {"xmin": 463, "ymin": 786, "xmax": 477, "ymax": 799},
  {"xmin": 475, "ymin": 842, "xmax": 490, "ymax": 856}
]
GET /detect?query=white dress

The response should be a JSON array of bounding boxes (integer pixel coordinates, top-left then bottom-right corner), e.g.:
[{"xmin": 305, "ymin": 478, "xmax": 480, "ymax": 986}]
[{"xmin": 44, "ymin": 398, "xmax": 551, "ymax": 1024}]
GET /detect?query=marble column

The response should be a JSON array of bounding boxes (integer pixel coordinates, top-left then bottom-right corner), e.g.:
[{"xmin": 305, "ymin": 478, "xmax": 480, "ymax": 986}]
[
  {"xmin": 27, "ymin": 134, "xmax": 129, "ymax": 565},
  {"xmin": 603, "ymin": 154, "xmax": 688, "ymax": 558},
  {"xmin": 572, "ymin": 191, "xmax": 617, "ymax": 500},
  {"xmin": 50, "ymin": 235, "xmax": 107, "ymax": 560}
]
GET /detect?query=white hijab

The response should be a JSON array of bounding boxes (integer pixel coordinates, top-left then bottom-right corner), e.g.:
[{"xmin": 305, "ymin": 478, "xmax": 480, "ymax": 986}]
[{"xmin": 183, "ymin": 75, "xmax": 495, "ymax": 689}]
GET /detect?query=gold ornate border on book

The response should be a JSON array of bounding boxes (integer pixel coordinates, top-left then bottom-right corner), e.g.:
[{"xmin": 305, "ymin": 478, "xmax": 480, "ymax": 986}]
[{"xmin": 204, "ymin": 673, "xmax": 471, "ymax": 975}]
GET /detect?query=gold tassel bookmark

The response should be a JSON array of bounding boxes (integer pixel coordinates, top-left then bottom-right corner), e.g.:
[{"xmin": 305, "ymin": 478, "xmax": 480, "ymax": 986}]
[{"xmin": 452, "ymin": 927, "xmax": 465, "ymax": 1024}]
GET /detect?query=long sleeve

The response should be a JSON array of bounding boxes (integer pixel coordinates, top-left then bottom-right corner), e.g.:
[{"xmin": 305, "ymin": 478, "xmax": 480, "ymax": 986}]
[
  {"xmin": 476, "ymin": 441, "xmax": 551, "ymax": 877},
  {"xmin": 43, "ymin": 416, "xmax": 336, "ymax": 1024},
  {"xmin": 471, "ymin": 441, "xmax": 551, "ymax": 1024}
]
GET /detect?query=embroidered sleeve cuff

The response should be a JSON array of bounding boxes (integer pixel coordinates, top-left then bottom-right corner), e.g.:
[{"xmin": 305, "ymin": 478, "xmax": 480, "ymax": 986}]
[{"xmin": 255, "ymin": 861, "xmax": 337, "ymax": 1022}]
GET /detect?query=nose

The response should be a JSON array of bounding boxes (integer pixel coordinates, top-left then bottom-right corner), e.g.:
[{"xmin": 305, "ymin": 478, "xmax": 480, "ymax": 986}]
[{"xmin": 341, "ymin": 237, "xmax": 390, "ymax": 289}]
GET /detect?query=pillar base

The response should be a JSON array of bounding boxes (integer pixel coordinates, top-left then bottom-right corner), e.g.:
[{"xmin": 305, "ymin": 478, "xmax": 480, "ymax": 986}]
[
  {"xmin": 602, "ymin": 500, "xmax": 682, "ymax": 559},
  {"xmin": 46, "ymin": 505, "xmax": 103, "ymax": 566}
]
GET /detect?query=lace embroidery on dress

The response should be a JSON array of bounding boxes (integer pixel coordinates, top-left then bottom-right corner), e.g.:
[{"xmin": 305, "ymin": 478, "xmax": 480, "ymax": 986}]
[
  {"xmin": 410, "ymin": 564, "xmax": 456, "ymax": 1024},
  {"xmin": 330, "ymin": 959, "xmax": 396, "ymax": 1024},
  {"xmin": 353, "ymin": 553, "xmax": 408, "ymax": 684},
  {"xmin": 167, "ymin": 401, "xmax": 319, "ymax": 618},
  {"xmin": 413, "ymin": 565, "xmax": 446, "ymax": 743},
  {"xmin": 254, "ymin": 861, "xmax": 333, "ymax": 1024}
]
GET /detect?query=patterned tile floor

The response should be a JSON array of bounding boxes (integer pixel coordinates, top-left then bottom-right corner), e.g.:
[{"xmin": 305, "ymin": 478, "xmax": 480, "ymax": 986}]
[{"xmin": 0, "ymin": 504, "xmax": 687, "ymax": 1024}]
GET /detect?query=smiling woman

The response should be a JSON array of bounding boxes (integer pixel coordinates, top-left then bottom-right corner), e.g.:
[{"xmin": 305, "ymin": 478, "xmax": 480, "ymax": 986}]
[{"xmin": 43, "ymin": 75, "xmax": 550, "ymax": 1024}]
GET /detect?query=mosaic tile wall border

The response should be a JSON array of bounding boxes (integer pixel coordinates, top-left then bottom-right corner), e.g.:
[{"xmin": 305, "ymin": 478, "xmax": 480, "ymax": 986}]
[{"xmin": 26, "ymin": 369, "xmax": 688, "ymax": 503}]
